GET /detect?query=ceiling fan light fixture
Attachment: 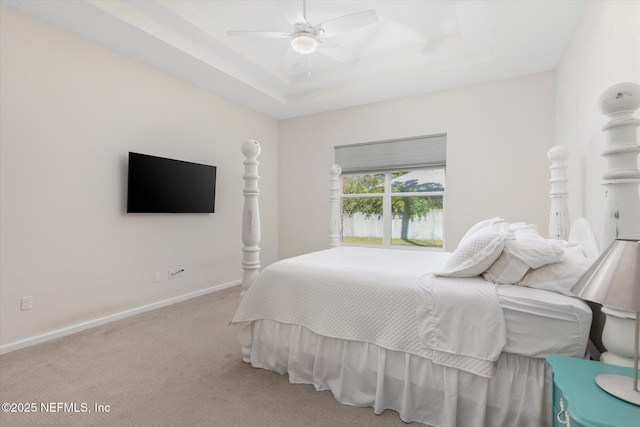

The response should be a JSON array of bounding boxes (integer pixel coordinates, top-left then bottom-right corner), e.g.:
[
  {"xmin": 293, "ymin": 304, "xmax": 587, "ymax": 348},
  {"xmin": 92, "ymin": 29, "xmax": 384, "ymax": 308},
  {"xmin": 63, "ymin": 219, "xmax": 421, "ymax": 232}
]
[{"xmin": 291, "ymin": 33, "xmax": 317, "ymax": 54}]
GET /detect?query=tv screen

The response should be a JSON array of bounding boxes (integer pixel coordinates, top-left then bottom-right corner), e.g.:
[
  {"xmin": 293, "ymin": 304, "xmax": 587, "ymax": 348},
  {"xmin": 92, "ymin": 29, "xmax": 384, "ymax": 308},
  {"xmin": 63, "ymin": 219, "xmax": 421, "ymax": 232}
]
[{"xmin": 127, "ymin": 152, "xmax": 216, "ymax": 213}]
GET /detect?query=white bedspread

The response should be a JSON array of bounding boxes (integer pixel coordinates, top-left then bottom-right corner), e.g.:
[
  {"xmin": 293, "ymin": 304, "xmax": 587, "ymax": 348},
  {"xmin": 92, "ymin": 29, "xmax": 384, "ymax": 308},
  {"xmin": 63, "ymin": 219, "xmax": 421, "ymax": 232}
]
[
  {"xmin": 417, "ymin": 274, "xmax": 507, "ymax": 377},
  {"xmin": 233, "ymin": 246, "xmax": 506, "ymax": 377}
]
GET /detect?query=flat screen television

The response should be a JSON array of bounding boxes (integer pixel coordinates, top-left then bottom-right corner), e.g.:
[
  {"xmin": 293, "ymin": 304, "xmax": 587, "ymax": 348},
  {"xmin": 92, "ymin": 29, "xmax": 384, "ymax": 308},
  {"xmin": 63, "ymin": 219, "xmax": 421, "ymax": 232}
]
[{"xmin": 127, "ymin": 152, "xmax": 216, "ymax": 213}]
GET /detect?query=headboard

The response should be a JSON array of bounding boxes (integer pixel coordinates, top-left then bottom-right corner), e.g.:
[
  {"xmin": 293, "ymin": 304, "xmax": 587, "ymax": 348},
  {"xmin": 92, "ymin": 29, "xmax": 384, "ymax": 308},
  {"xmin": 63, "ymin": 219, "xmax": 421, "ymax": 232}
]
[{"xmin": 568, "ymin": 218, "xmax": 600, "ymax": 261}]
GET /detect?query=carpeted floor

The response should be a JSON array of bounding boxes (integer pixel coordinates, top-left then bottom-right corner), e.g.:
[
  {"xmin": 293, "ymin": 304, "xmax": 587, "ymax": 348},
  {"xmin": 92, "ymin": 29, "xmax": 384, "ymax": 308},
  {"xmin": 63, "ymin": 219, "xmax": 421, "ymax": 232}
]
[{"xmin": 0, "ymin": 286, "xmax": 411, "ymax": 426}]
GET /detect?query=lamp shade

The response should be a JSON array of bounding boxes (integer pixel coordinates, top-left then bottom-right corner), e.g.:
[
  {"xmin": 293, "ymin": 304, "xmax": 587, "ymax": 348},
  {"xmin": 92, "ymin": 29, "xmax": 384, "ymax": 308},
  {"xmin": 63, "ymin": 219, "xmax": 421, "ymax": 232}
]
[
  {"xmin": 571, "ymin": 239, "xmax": 640, "ymax": 406},
  {"xmin": 571, "ymin": 239, "xmax": 640, "ymax": 312}
]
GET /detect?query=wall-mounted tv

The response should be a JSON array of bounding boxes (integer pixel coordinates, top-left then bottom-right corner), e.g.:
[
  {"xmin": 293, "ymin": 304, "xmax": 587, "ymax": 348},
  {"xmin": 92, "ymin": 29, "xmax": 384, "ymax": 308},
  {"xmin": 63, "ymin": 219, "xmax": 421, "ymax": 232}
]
[{"xmin": 127, "ymin": 152, "xmax": 217, "ymax": 213}]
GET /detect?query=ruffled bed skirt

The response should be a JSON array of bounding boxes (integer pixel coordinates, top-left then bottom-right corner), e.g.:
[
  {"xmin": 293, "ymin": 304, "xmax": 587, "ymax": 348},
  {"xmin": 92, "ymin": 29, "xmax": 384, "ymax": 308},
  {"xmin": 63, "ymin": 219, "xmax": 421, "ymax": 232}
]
[{"xmin": 250, "ymin": 319, "xmax": 552, "ymax": 427}]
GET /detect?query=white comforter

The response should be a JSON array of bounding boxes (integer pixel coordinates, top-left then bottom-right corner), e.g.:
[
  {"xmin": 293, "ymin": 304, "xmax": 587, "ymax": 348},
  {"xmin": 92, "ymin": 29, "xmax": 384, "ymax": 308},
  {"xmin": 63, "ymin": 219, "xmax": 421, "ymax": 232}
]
[
  {"xmin": 417, "ymin": 274, "xmax": 506, "ymax": 377},
  {"xmin": 232, "ymin": 247, "xmax": 507, "ymax": 377}
]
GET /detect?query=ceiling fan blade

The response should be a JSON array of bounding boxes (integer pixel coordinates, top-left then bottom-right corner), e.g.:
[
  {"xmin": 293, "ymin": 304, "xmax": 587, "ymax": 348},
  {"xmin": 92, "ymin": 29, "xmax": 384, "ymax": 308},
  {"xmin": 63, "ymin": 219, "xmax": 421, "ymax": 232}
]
[
  {"xmin": 318, "ymin": 39, "xmax": 357, "ymax": 62},
  {"xmin": 284, "ymin": 7, "xmax": 306, "ymax": 27},
  {"xmin": 319, "ymin": 10, "xmax": 378, "ymax": 35},
  {"xmin": 227, "ymin": 30, "xmax": 290, "ymax": 38}
]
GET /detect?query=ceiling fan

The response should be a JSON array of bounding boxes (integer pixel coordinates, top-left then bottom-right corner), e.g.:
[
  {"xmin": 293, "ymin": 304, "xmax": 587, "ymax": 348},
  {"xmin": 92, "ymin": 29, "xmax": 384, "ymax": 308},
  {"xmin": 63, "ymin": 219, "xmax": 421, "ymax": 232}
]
[{"xmin": 226, "ymin": 0, "xmax": 379, "ymax": 57}]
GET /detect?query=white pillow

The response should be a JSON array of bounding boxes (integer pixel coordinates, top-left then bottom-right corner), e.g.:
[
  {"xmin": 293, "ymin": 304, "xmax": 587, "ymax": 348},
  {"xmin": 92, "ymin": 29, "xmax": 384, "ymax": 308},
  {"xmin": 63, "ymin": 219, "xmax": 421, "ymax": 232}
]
[
  {"xmin": 483, "ymin": 229, "xmax": 563, "ymax": 284},
  {"xmin": 517, "ymin": 245, "xmax": 593, "ymax": 295},
  {"xmin": 459, "ymin": 217, "xmax": 504, "ymax": 245},
  {"xmin": 508, "ymin": 232, "xmax": 564, "ymax": 269},
  {"xmin": 439, "ymin": 222, "xmax": 511, "ymax": 278},
  {"xmin": 482, "ymin": 240, "xmax": 529, "ymax": 284}
]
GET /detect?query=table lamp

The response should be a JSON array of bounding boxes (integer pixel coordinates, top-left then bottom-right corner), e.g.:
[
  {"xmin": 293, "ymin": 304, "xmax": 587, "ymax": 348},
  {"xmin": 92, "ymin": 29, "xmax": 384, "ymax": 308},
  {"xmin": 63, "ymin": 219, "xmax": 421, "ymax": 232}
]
[{"xmin": 571, "ymin": 239, "xmax": 640, "ymax": 405}]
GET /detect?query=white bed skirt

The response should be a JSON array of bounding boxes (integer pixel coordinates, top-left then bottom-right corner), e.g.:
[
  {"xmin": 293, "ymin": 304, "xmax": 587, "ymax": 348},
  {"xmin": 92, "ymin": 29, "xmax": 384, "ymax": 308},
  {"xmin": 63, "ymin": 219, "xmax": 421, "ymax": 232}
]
[{"xmin": 250, "ymin": 319, "xmax": 552, "ymax": 427}]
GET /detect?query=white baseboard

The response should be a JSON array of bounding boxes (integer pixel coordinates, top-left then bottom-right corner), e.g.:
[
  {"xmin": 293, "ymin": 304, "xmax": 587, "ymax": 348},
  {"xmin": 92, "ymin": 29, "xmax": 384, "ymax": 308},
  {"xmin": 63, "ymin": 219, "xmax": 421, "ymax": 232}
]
[{"xmin": 0, "ymin": 280, "xmax": 241, "ymax": 355}]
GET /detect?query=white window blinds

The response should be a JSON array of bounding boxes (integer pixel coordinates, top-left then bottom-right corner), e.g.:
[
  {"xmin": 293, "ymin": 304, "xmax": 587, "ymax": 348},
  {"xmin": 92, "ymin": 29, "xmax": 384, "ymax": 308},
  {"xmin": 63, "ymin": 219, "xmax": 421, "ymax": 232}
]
[{"xmin": 334, "ymin": 134, "xmax": 447, "ymax": 174}]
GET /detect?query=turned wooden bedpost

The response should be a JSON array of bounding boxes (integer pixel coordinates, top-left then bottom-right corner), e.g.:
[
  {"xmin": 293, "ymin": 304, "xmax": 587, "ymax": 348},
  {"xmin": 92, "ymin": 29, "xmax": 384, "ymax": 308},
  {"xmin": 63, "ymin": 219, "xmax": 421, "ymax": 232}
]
[
  {"xmin": 238, "ymin": 139, "xmax": 261, "ymax": 363},
  {"xmin": 597, "ymin": 82, "xmax": 640, "ymax": 247},
  {"xmin": 329, "ymin": 164, "xmax": 342, "ymax": 247},
  {"xmin": 548, "ymin": 145, "xmax": 570, "ymax": 240},
  {"xmin": 241, "ymin": 139, "xmax": 261, "ymax": 293},
  {"xmin": 594, "ymin": 82, "xmax": 640, "ymax": 367}
]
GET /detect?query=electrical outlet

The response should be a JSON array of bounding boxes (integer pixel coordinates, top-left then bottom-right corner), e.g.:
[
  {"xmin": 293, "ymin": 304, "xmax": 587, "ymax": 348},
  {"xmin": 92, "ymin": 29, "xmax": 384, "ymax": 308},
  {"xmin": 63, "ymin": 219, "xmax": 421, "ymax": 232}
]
[
  {"xmin": 21, "ymin": 296, "xmax": 32, "ymax": 311},
  {"xmin": 154, "ymin": 271, "xmax": 162, "ymax": 283}
]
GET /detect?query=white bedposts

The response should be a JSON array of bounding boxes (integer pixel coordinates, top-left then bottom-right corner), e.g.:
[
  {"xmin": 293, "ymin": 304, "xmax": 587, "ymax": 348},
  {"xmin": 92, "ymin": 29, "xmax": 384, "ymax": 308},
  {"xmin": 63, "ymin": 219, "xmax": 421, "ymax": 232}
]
[
  {"xmin": 329, "ymin": 164, "xmax": 342, "ymax": 247},
  {"xmin": 595, "ymin": 82, "xmax": 640, "ymax": 368},
  {"xmin": 597, "ymin": 82, "xmax": 640, "ymax": 246},
  {"xmin": 241, "ymin": 139, "xmax": 262, "ymax": 293},
  {"xmin": 238, "ymin": 139, "xmax": 260, "ymax": 363},
  {"xmin": 548, "ymin": 145, "xmax": 570, "ymax": 240}
]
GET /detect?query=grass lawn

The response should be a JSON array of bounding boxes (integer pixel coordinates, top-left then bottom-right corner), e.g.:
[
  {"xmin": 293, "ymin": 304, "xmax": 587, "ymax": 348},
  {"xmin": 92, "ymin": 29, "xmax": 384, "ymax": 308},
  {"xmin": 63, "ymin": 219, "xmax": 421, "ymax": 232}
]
[{"xmin": 342, "ymin": 236, "xmax": 442, "ymax": 248}]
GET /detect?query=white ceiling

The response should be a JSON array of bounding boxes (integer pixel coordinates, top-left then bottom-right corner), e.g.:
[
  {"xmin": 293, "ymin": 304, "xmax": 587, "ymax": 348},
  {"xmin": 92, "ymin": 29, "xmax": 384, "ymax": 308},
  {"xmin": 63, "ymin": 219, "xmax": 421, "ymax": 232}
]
[{"xmin": 5, "ymin": 0, "xmax": 587, "ymax": 119}]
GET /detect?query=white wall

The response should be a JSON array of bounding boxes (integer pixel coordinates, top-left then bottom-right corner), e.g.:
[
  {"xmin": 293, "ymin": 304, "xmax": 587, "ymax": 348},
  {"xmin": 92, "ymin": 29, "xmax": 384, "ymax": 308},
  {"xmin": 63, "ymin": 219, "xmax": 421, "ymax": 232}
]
[
  {"xmin": 278, "ymin": 72, "xmax": 556, "ymax": 258},
  {"xmin": 555, "ymin": 0, "xmax": 639, "ymax": 248},
  {"xmin": 0, "ymin": 5, "xmax": 279, "ymax": 349}
]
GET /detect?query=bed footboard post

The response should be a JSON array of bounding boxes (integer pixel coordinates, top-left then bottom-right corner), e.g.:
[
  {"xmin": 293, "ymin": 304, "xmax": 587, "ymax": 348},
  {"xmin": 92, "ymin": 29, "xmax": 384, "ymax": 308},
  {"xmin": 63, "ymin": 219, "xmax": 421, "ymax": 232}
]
[
  {"xmin": 239, "ymin": 139, "xmax": 261, "ymax": 363},
  {"xmin": 329, "ymin": 164, "xmax": 342, "ymax": 247},
  {"xmin": 597, "ymin": 82, "xmax": 640, "ymax": 247},
  {"xmin": 241, "ymin": 139, "xmax": 262, "ymax": 293},
  {"xmin": 548, "ymin": 145, "xmax": 570, "ymax": 240}
]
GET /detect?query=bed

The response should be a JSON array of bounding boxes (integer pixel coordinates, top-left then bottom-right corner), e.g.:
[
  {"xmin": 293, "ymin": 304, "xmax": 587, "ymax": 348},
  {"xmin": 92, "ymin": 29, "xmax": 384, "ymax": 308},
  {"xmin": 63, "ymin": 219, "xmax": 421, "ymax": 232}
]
[
  {"xmin": 231, "ymin": 83, "xmax": 639, "ymax": 427},
  {"xmin": 232, "ymin": 221, "xmax": 595, "ymax": 426}
]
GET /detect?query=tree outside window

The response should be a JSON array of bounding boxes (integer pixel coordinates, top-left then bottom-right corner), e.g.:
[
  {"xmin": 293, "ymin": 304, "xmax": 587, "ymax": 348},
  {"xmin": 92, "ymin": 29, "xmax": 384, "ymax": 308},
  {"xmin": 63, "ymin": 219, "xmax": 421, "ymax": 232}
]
[{"xmin": 341, "ymin": 168, "xmax": 444, "ymax": 248}]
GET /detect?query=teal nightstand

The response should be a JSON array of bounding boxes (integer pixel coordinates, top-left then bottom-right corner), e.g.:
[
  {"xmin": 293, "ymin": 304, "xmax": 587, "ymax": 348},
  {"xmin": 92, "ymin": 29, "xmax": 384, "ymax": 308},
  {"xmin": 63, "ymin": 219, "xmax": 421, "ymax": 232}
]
[{"xmin": 546, "ymin": 355, "xmax": 640, "ymax": 427}]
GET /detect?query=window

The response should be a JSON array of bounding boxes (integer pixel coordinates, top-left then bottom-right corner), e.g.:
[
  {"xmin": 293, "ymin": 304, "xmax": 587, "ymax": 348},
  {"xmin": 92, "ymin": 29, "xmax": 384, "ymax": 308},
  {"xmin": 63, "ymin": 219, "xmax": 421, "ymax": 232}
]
[
  {"xmin": 341, "ymin": 168, "xmax": 444, "ymax": 247},
  {"xmin": 335, "ymin": 135, "xmax": 446, "ymax": 249}
]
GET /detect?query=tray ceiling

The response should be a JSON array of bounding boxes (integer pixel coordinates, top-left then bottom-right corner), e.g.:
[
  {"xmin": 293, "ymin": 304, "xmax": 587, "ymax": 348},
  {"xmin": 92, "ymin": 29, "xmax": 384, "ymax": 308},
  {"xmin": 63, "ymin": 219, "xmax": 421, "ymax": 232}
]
[{"xmin": 5, "ymin": 0, "xmax": 587, "ymax": 119}]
